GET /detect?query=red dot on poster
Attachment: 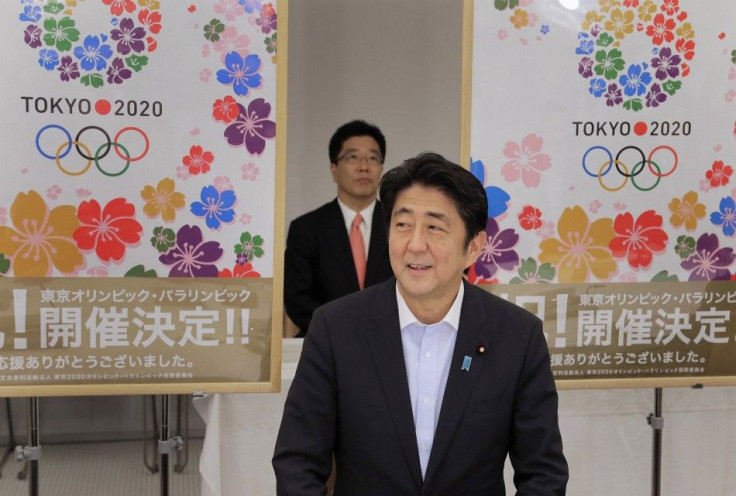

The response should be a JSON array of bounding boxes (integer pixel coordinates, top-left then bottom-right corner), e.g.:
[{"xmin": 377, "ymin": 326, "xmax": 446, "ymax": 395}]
[
  {"xmin": 634, "ymin": 121, "xmax": 648, "ymax": 136},
  {"xmin": 95, "ymin": 99, "xmax": 111, "ymax": 115}
]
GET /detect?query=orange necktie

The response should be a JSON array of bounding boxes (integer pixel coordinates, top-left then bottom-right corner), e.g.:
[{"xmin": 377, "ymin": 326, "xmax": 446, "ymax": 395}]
[{"xmin": 350, "ymin": 213, "xmax": 367, "ymax": 289}]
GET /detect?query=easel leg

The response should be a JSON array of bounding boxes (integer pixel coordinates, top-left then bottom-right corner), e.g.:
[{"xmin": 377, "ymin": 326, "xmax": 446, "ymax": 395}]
[{"xmin": 647, "ymin": 387, "xmax": 663, "ymax": 496}]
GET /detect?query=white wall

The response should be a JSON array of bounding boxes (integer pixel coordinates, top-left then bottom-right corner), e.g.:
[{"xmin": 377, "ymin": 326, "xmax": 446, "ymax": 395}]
[{"xmin": 286, "ymin": 0, "xmax": 463, "ymax": 226}]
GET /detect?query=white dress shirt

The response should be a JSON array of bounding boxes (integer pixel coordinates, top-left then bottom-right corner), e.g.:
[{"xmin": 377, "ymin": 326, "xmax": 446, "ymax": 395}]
[{"xmin": 397, "ymin": 282, "xmax": 464, "ymax": 478}]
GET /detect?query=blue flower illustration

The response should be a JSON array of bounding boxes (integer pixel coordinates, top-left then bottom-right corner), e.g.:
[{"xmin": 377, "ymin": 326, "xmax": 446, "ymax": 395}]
[
  {"xmin": 190, "ymin": 186, "xmax": 237, "ymax": 230},
  {"xmin": 216, "ymin": 52, "xmax": 262, "ymax": 96},
  {"xmin": 39, "ymin": 49, "xmax": 60, "ymax": 70},
  {"xmin": 20, "ymin": 5, "xmax": 41, "ymax": 23},
  {"xmin": 710, "ymin": 196, "xmax": 736, "ymax": 237},
  {"xmin": 74, "ymin": 34, "xmax": 113, "ymax": 71},
  {"xmin": 240, "ymin": 0, "xmax": 262, "ymax": 13},
  {"xmin": 575, "ymin": 33, "xmax": 594, "ymax": 56},
  {"xmin": 469, "ymin": 157, "xmax": 510, "ymax": 218},
  {"xmin": 619, "ymin": 63, "xmax": 652, "ymax": 97},
  {"xmin": 589, "ymin": 78, "xmax": 606, "ymax": 97}
]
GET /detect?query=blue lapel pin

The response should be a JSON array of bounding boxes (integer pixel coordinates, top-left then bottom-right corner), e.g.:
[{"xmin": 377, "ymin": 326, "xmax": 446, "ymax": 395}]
[{"xmin": 461, "ymin": 355, "xmax": 472, "ymax": 371}]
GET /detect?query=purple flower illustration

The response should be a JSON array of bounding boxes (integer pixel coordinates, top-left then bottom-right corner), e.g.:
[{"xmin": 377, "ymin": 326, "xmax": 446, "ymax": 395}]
[
  {"xmin": 159, "ymin": 224, "xmax": 223, "ymax": 277},
  {"xmin": 256, "ymin": 11, "xmax": 277, "ymax": 34},
  {"xmin": 604, "ymin": 83, "xmax": 623, "ymax": 106},
  {"xmin": 645, "ymin": 83, "xmax": 667, "ymax": 108},
  {"xmin": 106, "ymin": 57, "xmax": 132, "ymax": 84},
  {"xmin": 224, "ymin": 99, "xmax": 276, "ymax": 155},
  {"xmin": 110, "ymin": 17, "xmax": 146, "ymax": 55},
  {"xmin": 578, "ymin": 57, "xmax": 593, "ymax": 78},
  {"xmin": 473, "ymin": 218, "xmax": 520, "ymax": 279},
  {"xmin": 58, "ymin": 56, "xmax": 80, "ymax": 81},
  {"xmin": 216, "ymin": 52, "xmax": 262, "ymax": 96},
  {"xmin": 651, "ymin": 47, "xmax": 680, "ymax": 80},
  {"xmin": 24, "ymin": 25, "xmax": 42, "ymax": 48},
  {"xmin": 680, "ymin": 233, "xmax": 734, "ymax": 281}
]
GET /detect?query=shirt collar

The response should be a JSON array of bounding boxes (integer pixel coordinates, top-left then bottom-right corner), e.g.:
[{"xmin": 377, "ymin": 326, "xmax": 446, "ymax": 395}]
[
  {"xmin": 396, "ymin": 281, "xmax": 464, "ymax": 330},
  {"xmin": 336, "ymin": 198, "xmax": 376, "ymax": 230}
]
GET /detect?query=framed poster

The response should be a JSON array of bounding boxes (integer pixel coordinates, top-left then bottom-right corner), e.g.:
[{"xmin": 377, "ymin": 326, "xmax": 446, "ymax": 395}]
[
  {"xmin": 0, "ymin": 0, "xmax": 287, "ymax": 395},
  {"xmin": 462, "ymin": 0, "xmax": 736, "ymax": 388}
]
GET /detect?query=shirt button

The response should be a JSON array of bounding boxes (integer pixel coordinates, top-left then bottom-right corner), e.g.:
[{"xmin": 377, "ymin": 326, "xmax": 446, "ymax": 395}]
[
  {"xmin": 423, "ymin": 396, "xmax": 431, "ymax": 406},
  {"xmin": 425, "ymin": 351, "xmax": 432, "ymax": 359}
]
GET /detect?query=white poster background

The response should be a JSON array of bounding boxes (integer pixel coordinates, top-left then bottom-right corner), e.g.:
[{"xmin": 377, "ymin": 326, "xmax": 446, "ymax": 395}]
[
  {"xmin": 0, "ymin": 1, "xmax": 278, "ymax": 279},
  {"xmin": 470, "ymin": 0, "xmax": 736, "ymax": 285}
]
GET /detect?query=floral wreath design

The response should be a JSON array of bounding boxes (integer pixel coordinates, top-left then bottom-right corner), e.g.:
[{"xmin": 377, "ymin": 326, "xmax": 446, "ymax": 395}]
[
  {"xmin": 575, "ymin": 0, "xmax": 695, "ymax": 111},
  {"xmin": 20, "ymin": 0, "xmax": 162, "ymax": 88}
]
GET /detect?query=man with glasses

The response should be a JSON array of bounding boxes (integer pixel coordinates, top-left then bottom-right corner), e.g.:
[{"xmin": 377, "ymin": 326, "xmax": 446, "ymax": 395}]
[{"xmin": 284, "ymin": 120, "xmax": 393, "ymax": 337}]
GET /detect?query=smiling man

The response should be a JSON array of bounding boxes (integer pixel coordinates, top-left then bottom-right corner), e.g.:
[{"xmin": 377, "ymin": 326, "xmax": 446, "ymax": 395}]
[
  {"xmin": 274, "ymin": 152, "xmax": 568, "ymax": 495},
  {"xmin": 284, "ymin": 120, "xmax": 394, "ymax": 336}
]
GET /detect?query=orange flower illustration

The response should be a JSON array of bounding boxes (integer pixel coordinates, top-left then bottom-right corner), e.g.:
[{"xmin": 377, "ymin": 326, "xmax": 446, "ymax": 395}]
[{"xmin": 0, "ymin": 190, "xmax": 83, "ymax": 276}]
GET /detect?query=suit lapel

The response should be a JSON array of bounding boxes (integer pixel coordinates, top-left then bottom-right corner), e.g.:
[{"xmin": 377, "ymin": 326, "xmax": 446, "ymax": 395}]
[
  {"xmin": 423, "ymin": 282, "xmax": 490, "ymax": 487},
  {"xmin": 324, "ymin": 199, "xmax": 359, "ymax": 287},
  {"xmin": 364, "ymin": 280, "xmax": 423, "ymax": 490}
]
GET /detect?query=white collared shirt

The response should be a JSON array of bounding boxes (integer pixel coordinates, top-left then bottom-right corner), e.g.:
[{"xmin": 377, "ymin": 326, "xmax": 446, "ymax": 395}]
[
  {"xmin": 397, "ymin": 282, "xmax": 464, "ymax": 478},
  {"xmin": 336, "ymin": 198, "xmax": 375, "ymax": 260}
]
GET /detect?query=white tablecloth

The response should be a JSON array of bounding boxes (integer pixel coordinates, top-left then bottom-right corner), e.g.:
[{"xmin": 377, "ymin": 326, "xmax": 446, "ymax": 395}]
[{"xmin": 195, "ymin": 339, "xmax": 736, "ymax": 495}]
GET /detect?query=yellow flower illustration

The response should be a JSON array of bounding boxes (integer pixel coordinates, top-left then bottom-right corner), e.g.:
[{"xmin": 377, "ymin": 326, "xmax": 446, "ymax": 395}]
[
  {"xmin": 582, "ymin": 10, "xmax": 604, "ymax": 31},
  {"xmin": 141, "ymin": 178, "xmax": 186, "ymax": 223},
  {"xmin": 138, "ymin": 0, "xmax": 161, "ymax": 9},
  {"xmin": 598, "ymin": 0, "xmax": 622, "ymax": 13},
  {"xmin": 539, "ymin": 205, "xmax": 616, "ymax": 283},
  {"xmin": 0, "ymin": 191, "xmax": 82, "ymax": 276},
  {"xmin": 676, "ymin": 22, "xmax": 695, "ymax": 40},
  {"xmin": 668, "ymin": 191, "xmax": 705, "ymax": 232},
  {"xmin": 509, "ymin": 8, "xmax": 529, "ymax": 29},
  {"xmin": 637, "ymin": 0, "xmax": 657, "ymax": 22},
  {"xmin": 605, "ymin": 8, "xmax": 634, "ymax": 40}
]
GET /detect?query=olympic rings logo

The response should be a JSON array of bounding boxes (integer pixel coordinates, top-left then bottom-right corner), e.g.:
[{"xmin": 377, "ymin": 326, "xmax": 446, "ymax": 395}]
[
  {"xmin": 35, "ymin": 125, "xmax": 150, "ymax": 177},
  {"xmin": 581, "ymin": 145, "xmax": 678, "ymax": 192}
]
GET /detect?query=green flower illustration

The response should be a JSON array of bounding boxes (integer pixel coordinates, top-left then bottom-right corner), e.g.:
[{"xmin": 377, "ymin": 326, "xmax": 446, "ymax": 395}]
[
  {"xmin": 234, "ymin": 232, "xmax": 265, "ymax": 261},
  {"xmin": 150, "ymin": 226, "xmax": 176, "ymax": 253},
  {"xmin": 204, "ymin": 19, "xmax": 225, "ymax": 42},
  {"xmin": 509, "ymin": 257, "xmax": 556, "ymax": 284},
  {"xmin": 0, "ymin": 254, "xmax": 10, "ymax": 275},
  {"xmin": 42, "ymin": 17, "xmax": 80, "ymax": 52},
  {"xmin": 674, "ymin": 235, "xmax": 696, "ymax": 259},
  {"xmin": 650, "ymin": 270, "xmax": 678, "ymax": 283},
  {"xmin": 594, "ymin": 48, "xmax": 625, "ymax": 80}
]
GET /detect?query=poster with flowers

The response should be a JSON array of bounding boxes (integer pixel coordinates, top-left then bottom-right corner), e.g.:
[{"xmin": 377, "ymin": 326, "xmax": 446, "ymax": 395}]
[
  {"xmin": 466, "ymin": 0, "xmax": 736, "ymax": 386},
  {"xmin": 0, "ymin": 1, "xmax": 283, "ymax": 393}
]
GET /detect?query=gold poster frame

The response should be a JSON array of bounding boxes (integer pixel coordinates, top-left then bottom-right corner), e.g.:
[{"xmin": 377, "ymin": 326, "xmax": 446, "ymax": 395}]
[
  {"xmin": 0, "ymin": 0, "xmax": 289, "ymax": 397},
  {"xmin": 460, "ymin": 0, "xmax": 736, "ymax": 390}
]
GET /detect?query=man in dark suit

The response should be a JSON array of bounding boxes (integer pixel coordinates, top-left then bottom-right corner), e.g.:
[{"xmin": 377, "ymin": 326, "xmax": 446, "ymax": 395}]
[
  {"xmin": 273, "ymin": 152, "xmax": 568, "ymax": 494},
  {"xmin": 284, "ymin": 120, "xmax": 393, "ymax": 337}
]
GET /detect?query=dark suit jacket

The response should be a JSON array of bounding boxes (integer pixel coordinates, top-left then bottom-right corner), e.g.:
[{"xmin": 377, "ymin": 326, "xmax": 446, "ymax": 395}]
[
  {"xmin": 273, "ymin": 278, "xmax": 568, "ymax": 495},
  {"xmin": 284, "ymin": 199, "xmax": 393, "ymax": 336}
]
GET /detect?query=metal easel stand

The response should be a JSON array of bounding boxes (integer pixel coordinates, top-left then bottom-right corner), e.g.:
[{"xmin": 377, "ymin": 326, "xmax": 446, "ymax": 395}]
[
  {"xmin": 0, "ymin": 398, "xmax": 17, "ymax": 478},
  {"xmin": 143, "ymin": 395, "xmax": 160, "ymax": 473},
  {"xmin": 646, "ymin": 388, "xmax": 663, "ymax": 496},
  {"xmin": 15, "ymin": 397, "xmax": 41, "ymax": 496},
  {"xmin": 157, "ymin": 395, "xmax": 183, "ymax": 496}
]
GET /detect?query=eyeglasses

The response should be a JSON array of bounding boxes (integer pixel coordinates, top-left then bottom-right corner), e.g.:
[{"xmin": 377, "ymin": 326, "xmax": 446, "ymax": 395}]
[{"xmin": 336, "ymin": 152, "xmax": 383, "ymax": 166}]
